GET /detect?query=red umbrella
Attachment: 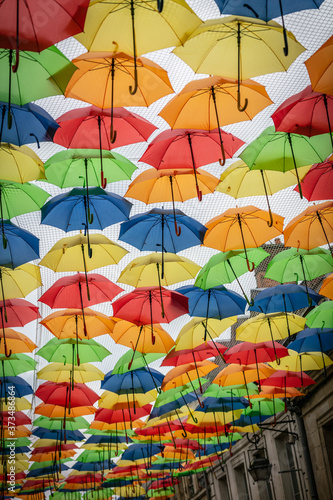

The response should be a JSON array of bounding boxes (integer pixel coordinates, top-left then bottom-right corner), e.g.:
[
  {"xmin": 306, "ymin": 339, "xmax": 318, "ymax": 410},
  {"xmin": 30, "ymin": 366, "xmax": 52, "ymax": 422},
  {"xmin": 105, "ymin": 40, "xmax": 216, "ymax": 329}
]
[
  {"xmin": 272, "ymin": 85, "xmax": 333, "ymax": 148},
  {"xmin": 294, "ymin": 158, "xmax": 333, "ymax": 201},
  {"xmin": 262, "ymin": 369, "xmax": 315, "ymax": 409},
  {"xmin": 161, "ymin": 341, "xmax": 227, "ymax": 367},
  {"xmin": 35, "ymin": 381, "xmax": 99, "ymax": 408},
  {"xmin": 0, "ymin": 298, "xmax": 40, "ymax": 327},
  {"xmin": 224, "ymin": 341, "xmax": 289, "ymax": 365},
  {"xmin": 0, "ymin": 0, "xmax": 90, "ymax": 71},
  {"xmin": 1, "ymin": 411, "xmax": 31, "ymax": 426},
  {"xmin": 112, "ymin": 286, "xmax": 189, "ymax": 344},
  {"xmin": 30, "ymin": 444, "xmax": 78, "ymax": 455},
  {"xmin": 39, "ymin": 273, "xmax": 123, "ymax": 335},
  {"xmin": 53, "ymin": 106, "xmax": 157, "ymax": 187},
  {"xmin": 94, "ymin": 406, "xmax": 152, "ymax": 433},
  {"xmin": 139, "ymin": 128, "xmax": 244, "ymax": 199}
]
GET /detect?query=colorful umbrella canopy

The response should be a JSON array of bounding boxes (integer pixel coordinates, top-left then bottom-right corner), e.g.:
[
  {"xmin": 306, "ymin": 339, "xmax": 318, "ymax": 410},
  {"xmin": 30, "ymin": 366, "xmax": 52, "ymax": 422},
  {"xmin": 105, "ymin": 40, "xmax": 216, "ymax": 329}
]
[
  {"xmin": 288, "ymin": 328, "xmax": 333, "ymax": 353},
  {"xmin": 101, "ymin": 368, "xmax": 164, "ymax": 394},
  {"xmin": 203, "ymin": 206, "xmax": 284, "ymax": 270},
  {"xmin": 0, "ymin": 180, "xmax": 49, "ymax": 219},
  {"xmin": 175, "ymin": 317, "xmax": 237, "ymax": 351},
  {"xmin": 294, "ymin": 158, "xmax": 333, "ymax": 201},
  {"xmin": 236, "ymin": 312, "xmax": 306, "ymax": 343},
  {"xmin": 37, "ymin": 363, "xmax": 104, "ymax": 384},
  {"xmin": 320, "ymin": 274, "xmax": 333, "ymax": 300},
  {"xmin": 36, "ymin": 382, "xmax": 99, "ymax": 407},
  {"xmin": 283, "ymin": 201, "xmax": 333, "ymax": 254},
  {"xmin": 0, "ymin": 264, "xmax": 41, "ymax": 303},
  {"xmin": 37, "ymin": 337, "xmax": 111, "ymax": 365},
  {"xmin": 0, "ymin": 220, "xmax": 39, "ymax": 268},
  {"xmin": 0, "ymin": 142, "xmax": 44, "ymax": 183},
  {"xmin": 161, "ymin": 342, "xmax": 227, "ymax": 367},
  {"xmin": 305, "ymin": 34, "xmax": 333, "ymax": 94},
  {"xmin": 224, "ymin": 341, "xmax": 289, "ymax": 365},
  {"xmin": 161, "ymin": 361, "xmax": 218, "ymax": 392},
  {"xmin": 250, "ymin": 284, "xmax": 322, "ymax": 312},
  {"xmin": 305, "ymin": 301, "xmax": 333, "ymax": 329}
]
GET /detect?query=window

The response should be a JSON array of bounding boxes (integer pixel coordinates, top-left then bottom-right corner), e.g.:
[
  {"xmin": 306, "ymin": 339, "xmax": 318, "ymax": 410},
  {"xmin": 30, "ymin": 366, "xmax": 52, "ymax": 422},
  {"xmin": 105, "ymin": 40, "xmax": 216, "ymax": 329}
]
[
  {"xmin": 197, "ymin": 472, "xmax": 206, "ymax": 490},
  {"xmin": 234, "ymin": 464, "xmax": 250, "ymax": 500},
  {"xmin": 218, "ymin": 476, "xmax": 230, "ymax": 500},
  {"xmin": 276, "ymin": 434, "xmax": 302, "ymax": 500}
]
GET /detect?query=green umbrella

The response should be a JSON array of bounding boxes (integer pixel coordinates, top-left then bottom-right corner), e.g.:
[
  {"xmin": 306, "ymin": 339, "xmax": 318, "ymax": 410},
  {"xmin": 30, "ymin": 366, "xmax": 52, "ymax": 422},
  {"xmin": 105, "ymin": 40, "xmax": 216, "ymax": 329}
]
[
  {"xmin": 3, "ymin": 437, "xmax": 30, "ymax": 447},
  {"xmin": 203, "ymin": 383, "xmax": 259, "ymax": 398},
  {"xmin": 240, "ymin": 127, "xmax": 333, "ymax": 198},
  {"xmin": 155, "ymin": 379, "xmax": 204, "ymax": 407},
  {"xmin": 76, "ymin": 449, "xmax": 118, "ymax": 463},
  {"xmin": 0, "ymin": 353, "xmax": 36, "ymax": 377},
  {"xmin": 0, "ymin": 180, "xmax": 50, "ymax": 219},
  {"xmin": 265, "ymin": 247, "xmax": 333, "ymax": 295},
  {"xmin": 305, "ymin": 301, "xmax": 333, "ymax": 329},
  {"xmin": 50, "ymin": 492, "xmax": 81, "ymax": 500},
  {"xmin": 195, "ymin": 248, "xmax": 269, "ymax": 304},
  {"xmin": 112, "ymin": 349, "xmax": 165, "ymax": 375},
  {"xmin": 33, "ymin": 416, "xmax": 89, "ymax": 431},
  {"xmin": 86, "ymin": 428, "xmax": 134, "ymax": 437},
  {"xmin": 148, "ymin": 487, "xmax": 175, "ymax": 497},
  {"xmin": 28, "ymin": 459, "xmax": 73, "ymax": 471},
  {"xmin": 43, "ymin": 149, "xmax": 137, "ymax": 188},
  {"xmin": 242, "ymin": 398, "xmax": 285, "ymax": 418},
  {"xmin": 0, "ymin": 46, "xmax": 76, "ymax": 112},
  {"xmin": 82, "ymin": 490, "xmax": 115, "ymax": 500},
  {"xmin": 197, "ymin": 433, "xmax": 243, "ymax": 445},
  {"xmin": 37, "ymin": 337, "xmax": 111, "ymax": 366}
]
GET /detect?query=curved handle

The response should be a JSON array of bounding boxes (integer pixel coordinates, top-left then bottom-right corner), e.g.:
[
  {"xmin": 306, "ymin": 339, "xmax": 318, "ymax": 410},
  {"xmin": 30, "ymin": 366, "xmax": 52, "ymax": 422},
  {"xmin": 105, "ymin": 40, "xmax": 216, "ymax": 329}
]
[
  {"xmin": 29, "ymin": 133, "xmax": 40, "ymax": 148},
  {"xmin": 157, "ymin": 0, "xmax": 163, "ymax": 11},
  {"xmin": 198, "ymin": 399, "xmax": 204, "ymax": 409},
  {"xmin": 110, "ymin": 128, "xmax": 117, "ymax": 145},
  {"xmin": 218, "ymin": 141, "xmax": 226, "ymax": 166},
  {"xmin": 181, "ymin": 430, "xmax": 187, "ymax": 438},
  {"xmin": 87, "ymin": 208, "xmax": 94, "ymax": 225},
  {"xmin": 129, "ymin": 64, "xmax": 138, "ymax": 95},
  {"xmin": 152, "ymin": 332, "xmax": 156, "ymax": 345},
  {"xmin": 267, "ymin": 208, "xmax": 274, "ymax": 227},
  {"xmin": 128, "ymin": 359, "xmax": 133, "ymax": 370},
  {"xmin": 196, "ymin": 185, "xmax": 202, "ymax": 202},
  {"xmin": 174, "ymin": 220, "xmax": 181, "ymax": 236},
  {"xmin": 282, "ymin": 27, "xmax": 289, "ymax": 56},
  {"xmin": 4, "ymin": 343, "xmax": 11, "ymax": 358},
  {"xmin": 237, "ymin": 93, "xmax": 248, "ymax": 112},
  {"xmin": 101, "ymin": 171, "xmax": 107, "ymax": 189},
  {"xmin": 246, "ymin": 258, "xmax": 255, "ymax": 272},
  {"xmin": 12, "ymin": 48, "xmax": 19, "ymax": 73},
  {"xmin": 146, "ymin": 469, "xmax": 152, "ymax": 477},
  {"xmin": 88, "ymin": 244, "xmax": 93, "ymax": 259}
]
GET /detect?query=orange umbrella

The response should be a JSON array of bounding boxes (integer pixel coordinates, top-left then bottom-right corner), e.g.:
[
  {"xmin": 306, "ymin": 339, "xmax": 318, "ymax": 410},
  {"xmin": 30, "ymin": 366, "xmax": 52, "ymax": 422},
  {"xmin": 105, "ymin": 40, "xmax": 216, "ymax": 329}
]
[
  {"xmin": 0, "ymin": 328, "xmax": 36, "ymax": 357},
  {"xmin": 305, "ymin": 35, "xmax": 333, "ymax": 94},
  {"xmin": 110, "ymin": 318, "xmax": 174, "ymax": 354},
  {"xmin": 284, "ymin": 201, "xmax": 333, "ymax": 255},
  {"xmin": 319, "ymin": 274, "xmax": 333, "ymax": 300},
  {"xmin": 34, "ymin": 403, "xmax": 96, "ymax": 418},
  {"xmin": 40, "ymin": 308, "xmax": 116, "ymax": 340},
  {"xmin": 250, "ymin": 386, "xmax": 303, "ymax": 399},
  {"xmin": 161, "ymin": 360, "xmax": 218, "ymax": 393},
  {"xmin": 65, "ymin": 51, "xmax": 173, "ymax": 142},
  {"xmin": 90, "ymin": 419, "xmax": 144, "ymax": 432},
  {"xmin": 203, "ymin": 206, "xmax": 284, "ymax": 271},
  {"xmin": 125, "ymin": 168, "xmax": 219, "ymax": 235}
]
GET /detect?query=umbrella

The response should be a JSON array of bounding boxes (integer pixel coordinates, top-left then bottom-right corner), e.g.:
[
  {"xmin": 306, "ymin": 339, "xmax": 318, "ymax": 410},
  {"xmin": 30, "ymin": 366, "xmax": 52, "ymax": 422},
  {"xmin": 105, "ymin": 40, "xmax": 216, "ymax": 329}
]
[
  {"xmin": 173, "ymin": 16, "xmax": 304, "ymax": 111},
  {"xmin": 288, "ymin": 327, "xmax": 333, "ymax": 376},
  {"xmin": 0, "ymin": 265, "xmax": 41, "ymax": 321},
  {"xmin": 37, "ymin": 337, "xmax": 111, "ymax": 366},
  {"xmin": 194, "ymin": 248, "xmax": 269, "ymax": 304},
  {"xmin": 119, "ymin": 207, "xmax": 207, "ymax": 254},
  {"xmin": 112, "ymin": 286, "xmax": 189, "ymax": 346},
  {"xmin": 272, "ymin": 85, "xmax": 333, "ymax": 148},
  {"xmin": 270, "ymin": 352, "xmax": 333, "ymax": 372},
  {"xmin": 35, "ymin": 382, "xmax": 99, "ymax": 409},
  {"xmin": 0, "ymin": 142, "xmax": 44, "ymax": 183},
  {"xmin": 161, "ymin": 341, "xmax": 227, "ymax": 367},
  {"xmin": 305, "ymin": 301, "xmax": 333, "ymax": 329},
  {"xmin": 0, "ymin": 328, "xmax": 36, "ymax": 357},
  {"xmin": 305, "ymin": 34, "xmax": 333, "ymax": 94},
  {"xmin": 203, "ymin": 206, "xmax": 284, "ymax": 271},
  {"xmin": 125, "ymin": 168, "xmax": 219, "ymax": 234},
  {"xmin": 224, "ymin": 341, "xmax": 288, "ymax": 365},
  {"xmin": 53, "ymin": 107, "xmax": 156, "ymax": 186},
  {"xmin": 216, "ymin": 160, "xmax": 311, "ymax": 225},
  {"xmin": 43, "ymin": 149, "xmax": 137, "ymax": 189},
  {"xmin": 161, "ymin": 361, "xmax": 218, "ymax": 393},
  {"xmin": 175, "ymin": 317, "xmax": 237, "ymax": 352},
  {"xmin": 0, "ymin": 0, "xmax": 90, "ymax": 70},
  {"xmin": 75, "ymin": 0, "xmax": 200, "ymax": 94},
  {"xmin": 294, "ymin": 158, "xmax": 333, "ymax": 201},
  {"xmin": 283, "ymin": 201, "xmax": 333, "ymax": 255},
  {"xmin": 159, "ymin": 75, "xmax": 272, "ymax": 133},
  {"xmin": 65, "ymin": 51, "xmax": 173, "ymax": 142},
  {"xmin": 240, "ymin": 126, "xmax": 333, "ymax": 198},
  {"xmin": 0, "ymin": 376, "xmax": 33, "ymax": 398},
  {"xmin": 101, "ymin": 368, "xmax": 164, "ymax": 395},
  {"xmin": 264, "ymin": 248, "xmax": 333, "ymax": 294},
  {"xmin": 139, "ymin": 128, "xmax": 243, "ymax": 194},
  {"xmin": 40, "ymin": 308, "xmax": 115, "ymax": 340},
  {"xmin": 0, "ymin": 354, "xmax": 36, "ymax": 377},
  {"xmin": 215, "ymin": 0, "xmax": 324, "ymax": 55},
  {"xmin": 0, "ymin": 101, "xmax": 59, "ymax": 146},
  {"xmin": 0, "ymin": 180, "xmax": 49, "ymax": 219},
  {"xmin": 0, "ymin": 220, "xmax": 39, "ymax": 267},
  {"xmin": 37, "ymin": 363, "xmax": 104, "ymax": 384},
  {"xmin": 320, "ymin": 274, "xmax": 333, "ymax": 300},
  {"xmin": 98, "ymin": 391, "xmax": 156, "ymax": 411},
  {"xmin": 250, "ymin": 284, "xmax": 323, "ymax": 313}
]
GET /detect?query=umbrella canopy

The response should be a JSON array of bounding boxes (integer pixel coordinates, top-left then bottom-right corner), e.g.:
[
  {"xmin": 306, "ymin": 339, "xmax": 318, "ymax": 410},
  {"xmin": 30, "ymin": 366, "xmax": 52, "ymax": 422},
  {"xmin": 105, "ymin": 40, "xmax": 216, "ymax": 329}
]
[
  {"xmin": 270, "ymin": 352, "xmax": 333, "ymax": 371},
  {"xmin": 203, "ymin": 206, "xmax": 284, "ymax": 270},
  {"xmin": 161, "ymin": 341, "xmax": 227, "ymax": 367},
  {"xmin": 35, "ymin": 382, "xmax": 99, "ymax": 407},
  {"xmin": 0, "ymin": 264, "xmax": 41, "ymax": 302},
  {"xmin": 161, "ymin": 361, "xmax": 218, "ymax": 392},
  {"xmin": 37, "ymin": 338, "xmax": 111, "ymax": 365},
  {"xmin": 294, "ymin": 158, "xmax": 333, "ymax": 201},
  {"xmin": 236, "ymin": 312, "xmax": 306, "ymax": 343},
  {"xmin": 224, "ymin": 341, "xmax": 288, "ymax": 365},
  {"xmin": 283, "ymin": 201, "xmax": 333, "ymax": 254},
  {"xmin": 240, "ymin": 126, "xmax": 333, "ymax": 198},
  {"xmin": 0, "ymin": 142, "xmax": 44, "ymax": 183},
  {"xmin": 101, "ymin": 368, "xmax": 164, "ymax": 394},
  {"xmin": 320, "ymin": 274, "xmax": 333, "ymax": 300},
  {"xmin": 0, "ymin": 220, "xmax": 39, "ymax": 268},
  {"xmin": 305, "ymin": 34, "xmax": 333, "ymax": 94},
  {"xmin": 0, "ymin": 180, "xmax": 49, "ymax": 219},
  {"xmin": 0, "ymin": 328, "xmax": 36, "ymax": 356},
  {"xmin": 173, "ymin": 16, "xmax": 304, "ymax": 110},
  {"xmin": 37, "ymin": 362, "xmax": 104, "ymax": 384},
  {"xmin": 175, "ymin": 317, "xmax": 237, "ymax": 351},
  {"xmin": 250, "ymin": 284, "xmax": 323, "ymax": 313},
  {"xmin": 288, "ymin": 328, "xmax": 333, "ymax": 353},
  {"xmin": 305, "ymin": 301, "xmax": 333, "ymax": 329}
]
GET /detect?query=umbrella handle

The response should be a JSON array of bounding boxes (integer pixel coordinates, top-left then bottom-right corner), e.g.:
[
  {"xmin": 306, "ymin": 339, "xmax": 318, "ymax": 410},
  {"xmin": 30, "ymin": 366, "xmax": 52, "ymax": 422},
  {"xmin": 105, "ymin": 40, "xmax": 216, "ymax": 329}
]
[
  {"xmin": 4, "ymin": 343, "xmax": 11, "ymax": 358},
  {"xmin": 218, "ymin": 137, "xmax": 226, "ymax": 166},
  {"xmin": 157, "ymin": 0, "xmax": 163, "ymax": 11},
  {"xmin": 196, "ymin": 185, "xmax": 202, "ymax": 201},
  {"xmin": 174, "ymin": 220, "xmax": 181, "ymax": 236},
  {"xmin": 246, "ymin": 258, "xmax": 255, "ymax": 272},
  {"xmin": 29, "ymin": 133, "xmax": 40, "ymax": 148},
  {"xmin": 237, "ymin": 91, "xmax": 248, "ymax": 112},
  {"xmin": 110, "ymin": 123, "xmax": 117, "ymax": 144},
  {"xmin": 101, "ymin": 171, "xmax": 107, "ymax": 189},
  {"xmin": 283, "ymin": 28, "xmax": 289, "ymax": 56}
]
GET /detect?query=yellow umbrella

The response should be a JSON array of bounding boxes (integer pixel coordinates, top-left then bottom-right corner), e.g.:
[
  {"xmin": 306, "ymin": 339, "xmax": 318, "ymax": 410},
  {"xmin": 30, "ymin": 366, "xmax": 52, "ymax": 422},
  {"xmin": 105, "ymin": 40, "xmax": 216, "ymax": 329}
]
[
  {"xmin": 0, "ymin": 143, "xmax": 45, "ymax": 183},
  {"xmin": 98, "ymin": 390, "xmax": 157, "ymax": 410},
  {"xmin": 175, "ymin": 316, "xmax": 237, "ymax": 351},
  {"xmin": 269, "ymin": 351, "xmax": 333, "ymax": 371},
  {"xmin": 37, "ymin": 362, "xmax": 105, "ymax": 384},
  {"xmin": 236, "ymin": 312, "xmax": 306, "ymax": 359},
  {"xmin": 216, "ymin": 160, "xmax": 311, "ymax": 225},
  {"xmin": 187, "ymin": 409, "xmax": 243, "ymax": 428},
  {"xmin": 161, "ymin": 446, "xmax": 196, "ymax": 461},
  {"xmin": 110, "ymin": 318, "xmax": 174, "ymax": 354},
  {"xmin": 0, "ymin": 264, "xmax": 41, "ymax": 303},
  {"xmin": 0, "ymin": 460, "xmax": 28, "ymax": 473},
  {"xmin": 319, "ymin": 274, "xmax": 333, "ymax": 300},
  {"xmin": 1, "ymin": 397, "xmax": 31, "ymax": 411},
  {"xmin": 161, "ymin": 361, "xmax": 219, "ymax": 392},
  {"xmin": 118, "ymin": 253, "xmax": 201, "ymax": 287},
  {"xmin": 39, "ymin": 233, "xmax": 128, "ymax": 272},
  {"xmin": 173, "ymin": 16, "xmax": 304, "ymax": 111},
  {"xmin": 40, "ymin": 308, "xmax": 116, "ymax": 340},
  {"xmin": 113, "ymin": 485, "xmax": 146, "ymax": 498}
]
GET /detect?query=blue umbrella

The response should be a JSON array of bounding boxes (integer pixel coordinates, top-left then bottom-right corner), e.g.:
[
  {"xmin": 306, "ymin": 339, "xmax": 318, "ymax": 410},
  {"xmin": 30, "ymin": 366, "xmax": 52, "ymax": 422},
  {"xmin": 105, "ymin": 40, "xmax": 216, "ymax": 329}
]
[
  {"xmin": 0, "ymin": 376, "xmax": 33, "ymax": 398},
  {"xmin": 214, "ymin": 1, "xmax": 325, "ymax": 55},
  {"xmin": 101, "ymin": 367, "xmax": 164, "ymax": 394},
  {"xmin": 250, "ymin": 284, "xmax": 322, "ymax": 313},
  {"xmin": 149, "ymin": 392, "xmax": 198, "ymax": 421},
  {"xmin": 176, "ymin": 284, "xmax": 246, "ymax": 340},
  {"xmin": 73, "ymin": 460, "xmax": 116, "ymax": 472},
  {"xmin": 41, "ymin": 186, "xmax": 132, "ymax": 257},
  {"xmin": 0, "ymin": 101, "xmax": 59, "ymax": 146},
  {"xmin": 26, "ymin": 463, "xmax": 70, "ymax": 478},
  {"xmin": 119, "ymin": 208, "xmax": 207, "ymax": 278},
  {"xmin": 194, "ymin": 396, "xmax": 249, "ymax": 412},
  {"xmin": 288, "ymin": 327, "xmax": 333, "ymax": 376},
  {"xmin": 0, "ymin": 219, "xmax": 39, "ymax": 267},
  {"xmin": 32, "ymin": 428, "xmax": 85, "ymax": 441},
  {"xmin": 85, "ymin": 434, "xmax": 130, "ymax": 445},
  {"xmin": 121, "ymin": 443, "xmax": 164, "ymax": 462}
]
